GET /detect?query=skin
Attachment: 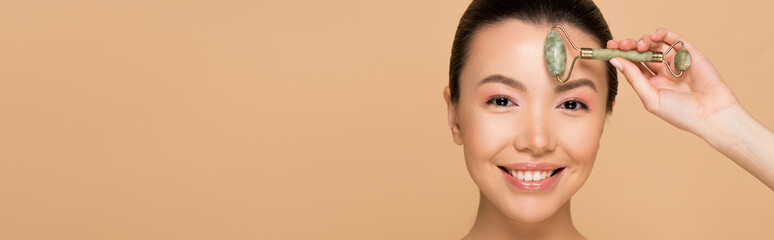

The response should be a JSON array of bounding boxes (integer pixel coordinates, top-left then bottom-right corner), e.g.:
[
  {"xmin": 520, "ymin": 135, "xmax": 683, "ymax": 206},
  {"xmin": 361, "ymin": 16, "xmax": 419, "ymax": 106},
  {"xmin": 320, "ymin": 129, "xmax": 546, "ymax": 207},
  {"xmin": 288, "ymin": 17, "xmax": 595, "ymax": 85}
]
[
  {"xmin": 608, "ymin": 28, "xmax": 774, "ymax": 190},
  {"xmin": 443, "ymin": 20, "xmax": 608, "ymax": 239}
]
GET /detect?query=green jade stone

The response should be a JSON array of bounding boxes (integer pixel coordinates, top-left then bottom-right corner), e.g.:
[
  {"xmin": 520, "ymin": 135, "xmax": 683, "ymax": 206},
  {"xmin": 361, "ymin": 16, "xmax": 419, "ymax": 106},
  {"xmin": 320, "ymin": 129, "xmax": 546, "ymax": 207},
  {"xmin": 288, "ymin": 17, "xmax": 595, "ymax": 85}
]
[
  {"xmin": 674, "ymin": 49, "xmax": 691, "ymax": 71},
  {"xmin": 544, "ymin": 30, "xmax": 566, "ymax": 78},
  {"xmin": 590, "ymin": 49, "xmax": 654, "ymax": 62}
]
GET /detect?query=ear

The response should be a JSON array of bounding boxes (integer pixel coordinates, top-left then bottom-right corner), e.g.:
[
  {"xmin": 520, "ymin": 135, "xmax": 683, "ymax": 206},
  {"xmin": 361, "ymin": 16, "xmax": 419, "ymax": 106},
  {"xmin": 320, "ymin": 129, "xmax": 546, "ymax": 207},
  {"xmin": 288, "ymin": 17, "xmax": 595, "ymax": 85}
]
[{"xmin": 443, "ymin": 86, "xmax": 463, "ymax": 145}]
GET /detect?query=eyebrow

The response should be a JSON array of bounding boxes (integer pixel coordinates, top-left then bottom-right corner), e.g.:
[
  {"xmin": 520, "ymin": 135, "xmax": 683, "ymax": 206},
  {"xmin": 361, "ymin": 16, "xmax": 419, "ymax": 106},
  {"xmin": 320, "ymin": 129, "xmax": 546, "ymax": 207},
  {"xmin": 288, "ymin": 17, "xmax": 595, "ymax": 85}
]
[
  {"xmin": 554, "ymin": 78, "xmax": 597, "ymax": 93},
  {"xmin": 478, "ymin": 74, "xmax": 597, "ymax": 93},
  {"xmin": 478, "ymin": 74, "xmax": 526, "ymax": 92}
]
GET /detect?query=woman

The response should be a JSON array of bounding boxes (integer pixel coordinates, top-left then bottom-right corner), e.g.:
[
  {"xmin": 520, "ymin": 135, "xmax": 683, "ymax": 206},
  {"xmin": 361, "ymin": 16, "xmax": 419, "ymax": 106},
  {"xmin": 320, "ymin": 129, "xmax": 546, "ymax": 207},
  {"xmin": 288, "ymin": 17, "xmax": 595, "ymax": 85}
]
[{"xmin": 443, "ymin": 0, "xmax": 774, "ymax": 239}]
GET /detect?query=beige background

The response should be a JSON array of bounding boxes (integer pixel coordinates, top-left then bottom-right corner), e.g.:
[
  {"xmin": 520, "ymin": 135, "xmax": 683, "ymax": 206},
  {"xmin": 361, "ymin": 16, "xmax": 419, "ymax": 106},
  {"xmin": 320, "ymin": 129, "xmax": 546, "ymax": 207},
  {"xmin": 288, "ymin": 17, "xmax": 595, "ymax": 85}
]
[{"xmin": 1, "ymin": 0, "xmax": 772, "ymax": 239}]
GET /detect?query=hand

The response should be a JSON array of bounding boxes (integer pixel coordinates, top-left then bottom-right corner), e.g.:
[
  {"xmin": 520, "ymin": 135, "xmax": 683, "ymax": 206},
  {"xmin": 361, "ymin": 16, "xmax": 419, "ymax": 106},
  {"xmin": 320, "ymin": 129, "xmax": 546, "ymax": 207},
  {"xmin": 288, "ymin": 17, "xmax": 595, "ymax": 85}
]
[
  {"xmin": 606, "ymin": 28, "xmax": 739, "ymax": 138},
  {"xmin": 609, "ymin": 28, "xmax": 774, "ymax": 190}
]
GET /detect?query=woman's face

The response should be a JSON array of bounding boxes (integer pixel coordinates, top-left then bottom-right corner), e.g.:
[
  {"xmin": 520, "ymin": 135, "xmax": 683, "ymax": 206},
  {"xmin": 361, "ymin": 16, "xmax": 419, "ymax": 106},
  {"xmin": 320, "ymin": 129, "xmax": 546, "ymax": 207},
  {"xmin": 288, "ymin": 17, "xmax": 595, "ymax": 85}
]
[{"xmin": 445, "ymin": 20, "xmax": 609, "ymax": 222}]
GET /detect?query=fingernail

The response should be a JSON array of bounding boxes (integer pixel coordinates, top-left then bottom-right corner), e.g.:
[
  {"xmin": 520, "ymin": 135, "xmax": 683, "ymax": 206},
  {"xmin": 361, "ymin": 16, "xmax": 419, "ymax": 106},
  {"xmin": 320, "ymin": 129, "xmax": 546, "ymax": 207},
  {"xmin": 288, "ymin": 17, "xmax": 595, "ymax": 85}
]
[
  {"xmin": 610, "ymin": 58, "xmax": 623, "ymax": 71},
  {"xmin": 636, "ymin": 40, "xmax": 644, "ymax": 47}
]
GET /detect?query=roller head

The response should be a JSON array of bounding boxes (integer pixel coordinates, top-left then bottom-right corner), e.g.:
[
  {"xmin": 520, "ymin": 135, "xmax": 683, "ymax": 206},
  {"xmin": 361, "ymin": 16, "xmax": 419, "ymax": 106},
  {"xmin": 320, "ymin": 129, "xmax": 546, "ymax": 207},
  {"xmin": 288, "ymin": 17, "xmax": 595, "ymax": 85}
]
[
  {"xmin": 544, "ymin": 30, "xmax": 566, "ymax": 78},
  {"xmin": 674, "ymin": 49, "xmax": 691, "ymax": 71}
]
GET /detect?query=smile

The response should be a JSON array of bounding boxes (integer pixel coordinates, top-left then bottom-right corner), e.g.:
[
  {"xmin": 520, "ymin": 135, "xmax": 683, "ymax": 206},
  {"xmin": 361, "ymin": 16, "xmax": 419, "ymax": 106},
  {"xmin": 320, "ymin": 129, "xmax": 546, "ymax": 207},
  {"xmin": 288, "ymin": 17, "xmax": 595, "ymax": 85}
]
[
  {"xmin": 497, "ymin": 163, "xmax": 565, "ymax": 191},
  {"xmin": 503, "ymin": 168, "xmax": 561, "ymax": 181}
]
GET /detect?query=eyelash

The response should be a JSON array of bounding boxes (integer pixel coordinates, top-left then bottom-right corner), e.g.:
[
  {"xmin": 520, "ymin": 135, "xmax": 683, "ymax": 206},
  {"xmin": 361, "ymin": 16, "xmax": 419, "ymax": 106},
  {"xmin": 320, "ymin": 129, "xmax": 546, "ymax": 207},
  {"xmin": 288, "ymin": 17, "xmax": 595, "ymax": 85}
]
[
  {"xmin": 558, "ymin": 99, "xmax": 589, "ymax": 111},
  {"xmin": 485, "ymin": 95, "xmax": 516, "ymax": 107},
  {"xmin": 485, "ymin": 96, "xmax": 589, "ymax": 111}
]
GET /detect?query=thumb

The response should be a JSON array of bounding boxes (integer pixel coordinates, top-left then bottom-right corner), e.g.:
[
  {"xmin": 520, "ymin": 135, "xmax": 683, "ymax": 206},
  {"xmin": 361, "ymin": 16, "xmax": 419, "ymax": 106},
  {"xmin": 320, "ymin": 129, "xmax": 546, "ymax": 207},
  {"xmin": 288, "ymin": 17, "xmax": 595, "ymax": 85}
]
[{"xmin": 610, "ymin": 57, "xmax": 659, "ymax": 112}]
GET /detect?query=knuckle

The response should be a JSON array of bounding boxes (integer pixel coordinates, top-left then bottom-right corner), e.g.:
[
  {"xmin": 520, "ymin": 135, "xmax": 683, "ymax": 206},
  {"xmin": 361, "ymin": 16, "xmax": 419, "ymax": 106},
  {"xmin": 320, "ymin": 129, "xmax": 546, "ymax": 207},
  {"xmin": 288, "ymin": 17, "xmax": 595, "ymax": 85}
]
[
  {"xmin": 643, "ymin": 104, "xmax": 655, "ymax": 113},
  {"xmin": 644, "ymin": 102, "xmax": 658, "ymax": 113}
]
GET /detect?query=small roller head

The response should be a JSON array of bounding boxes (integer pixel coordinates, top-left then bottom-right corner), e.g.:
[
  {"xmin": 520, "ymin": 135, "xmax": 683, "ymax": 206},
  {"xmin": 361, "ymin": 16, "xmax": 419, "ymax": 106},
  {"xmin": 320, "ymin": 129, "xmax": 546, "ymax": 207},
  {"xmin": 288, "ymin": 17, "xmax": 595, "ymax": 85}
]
[
  {"xmin": 545, "ymin": 30, "xmax": 566, "ymax": 78},
  {"xmin": 674, "ymin": 49, "xmax": 691, "ymax": 71}
]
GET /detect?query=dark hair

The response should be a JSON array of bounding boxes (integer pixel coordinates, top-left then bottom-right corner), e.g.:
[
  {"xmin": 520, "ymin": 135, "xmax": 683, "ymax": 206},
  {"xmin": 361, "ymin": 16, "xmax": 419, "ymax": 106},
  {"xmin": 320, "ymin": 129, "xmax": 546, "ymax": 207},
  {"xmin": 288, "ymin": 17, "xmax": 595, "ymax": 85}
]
[{"xmin": 449, "ymin": 0, "xmax": 618, "ymax": 112}]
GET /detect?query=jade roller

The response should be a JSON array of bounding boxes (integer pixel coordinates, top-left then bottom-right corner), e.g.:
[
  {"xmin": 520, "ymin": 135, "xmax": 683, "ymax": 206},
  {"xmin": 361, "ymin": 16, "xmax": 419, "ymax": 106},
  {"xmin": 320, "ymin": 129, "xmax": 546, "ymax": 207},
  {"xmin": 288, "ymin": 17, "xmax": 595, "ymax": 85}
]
[{"xmin": 545, "ymin": 25, "xmax": 691, "ymax": 83}]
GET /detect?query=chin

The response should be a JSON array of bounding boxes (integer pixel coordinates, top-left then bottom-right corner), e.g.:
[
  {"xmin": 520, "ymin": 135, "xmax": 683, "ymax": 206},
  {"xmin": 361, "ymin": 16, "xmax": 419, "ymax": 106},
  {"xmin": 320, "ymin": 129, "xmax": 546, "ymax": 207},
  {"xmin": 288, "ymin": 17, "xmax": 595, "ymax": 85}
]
[
  {"xmin": 482, "ymin": 187, "xmax": 571, "ymax": 223},
  {"xmin": 499, "ymin": 196, "xmax": 568, "ymax": 223}
]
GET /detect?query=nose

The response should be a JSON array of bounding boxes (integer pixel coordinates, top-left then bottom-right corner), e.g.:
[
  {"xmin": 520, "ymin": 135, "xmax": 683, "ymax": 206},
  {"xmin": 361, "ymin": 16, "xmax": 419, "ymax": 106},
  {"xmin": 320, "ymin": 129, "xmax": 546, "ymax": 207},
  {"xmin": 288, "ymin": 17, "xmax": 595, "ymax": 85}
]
[{"xmin": 513, "ymin": 110, "xmax": 557, "ymax": 155}]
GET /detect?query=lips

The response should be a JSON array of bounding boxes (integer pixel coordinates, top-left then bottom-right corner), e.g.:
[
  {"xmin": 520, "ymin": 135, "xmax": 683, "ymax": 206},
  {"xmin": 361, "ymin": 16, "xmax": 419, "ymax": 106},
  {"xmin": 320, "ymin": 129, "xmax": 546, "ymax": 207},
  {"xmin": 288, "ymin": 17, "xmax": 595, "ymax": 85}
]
[{"xmin": 497, "ymin": 162, "xmax": 565, "ymax": 191}]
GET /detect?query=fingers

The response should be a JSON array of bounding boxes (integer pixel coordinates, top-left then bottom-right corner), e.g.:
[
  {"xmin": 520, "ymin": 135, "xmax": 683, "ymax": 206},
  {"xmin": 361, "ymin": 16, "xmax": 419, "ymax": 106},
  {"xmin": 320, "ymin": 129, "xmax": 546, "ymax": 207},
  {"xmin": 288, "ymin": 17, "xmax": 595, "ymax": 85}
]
[
  {"xmin": 606, "ymin": 40, "xmax": 618, "ymax": 49},
  {"xmin": 650, "ymin": 27, "xmax": 690, "ymax": 50},
  {"xmin": 650, "ymin": 28, "xmax": 677, "ymax": 43},
  {"xmin": 607, "ymin": 38, "xmax": 636, "ymax": 50},
  {"xmin": 610, "ymin": 57, "xmax": 659, "ymax": 112},
  {"xmin": 618, "ymin": 38, "xmax": 637, "ymax": 50},
  {"xmin": 610, "ymin": 31, "xmax": 686, "ymax": 77},
  {"xmin": 636, "ymin": 36, "xmax": 647, "ymax": 52},
  {"xmin": 608, "ymin": 36, "xmax": 658, "ymax": 52},
  {"xmin": 608, "ymin": 35, "xmax": 663, "ymax": 51}
]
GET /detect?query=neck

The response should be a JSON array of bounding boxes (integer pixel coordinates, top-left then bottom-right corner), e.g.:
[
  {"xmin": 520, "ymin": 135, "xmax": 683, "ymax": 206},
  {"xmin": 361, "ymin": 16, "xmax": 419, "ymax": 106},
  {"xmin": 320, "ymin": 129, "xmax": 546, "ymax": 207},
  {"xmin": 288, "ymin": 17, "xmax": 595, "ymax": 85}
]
[{"xmin": 463, "ymin": 192, "xmax": 584, "ymax": 240}]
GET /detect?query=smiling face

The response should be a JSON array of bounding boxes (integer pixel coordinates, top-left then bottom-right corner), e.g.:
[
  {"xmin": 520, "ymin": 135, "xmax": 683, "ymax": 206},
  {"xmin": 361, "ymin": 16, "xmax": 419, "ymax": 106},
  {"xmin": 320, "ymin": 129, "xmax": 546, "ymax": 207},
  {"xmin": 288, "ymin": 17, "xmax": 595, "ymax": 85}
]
[{"xmin": 445, "ymin": 20, "xmax": 609, "ymax": 223}]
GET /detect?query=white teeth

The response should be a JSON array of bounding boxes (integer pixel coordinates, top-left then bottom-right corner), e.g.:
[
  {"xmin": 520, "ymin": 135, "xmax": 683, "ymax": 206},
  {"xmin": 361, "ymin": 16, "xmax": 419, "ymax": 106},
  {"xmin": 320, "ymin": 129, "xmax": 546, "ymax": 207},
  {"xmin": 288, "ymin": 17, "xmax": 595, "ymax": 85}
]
[
  {"xmin": 533, "ymin": 171, "xmax": 541, "ymax": 180},
  {"xmin": 507, "ymin": 168, "xmax": 559, "ymax": 181},
  {"xmin": 508, "ymin": 170, "xmax": 557, "ymax": 181}
]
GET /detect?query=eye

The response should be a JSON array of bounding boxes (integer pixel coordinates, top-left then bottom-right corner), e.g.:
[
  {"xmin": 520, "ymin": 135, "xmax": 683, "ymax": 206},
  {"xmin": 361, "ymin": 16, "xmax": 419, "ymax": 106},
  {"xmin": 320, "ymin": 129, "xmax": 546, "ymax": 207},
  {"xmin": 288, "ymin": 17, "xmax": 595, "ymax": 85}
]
[
  {"xmin": 485, "ymin": 96, "xmax": 515, "ymax": 107},
  {"xmin": 558, "ymin": 99, "xmax": 589, "ymax": 111}
]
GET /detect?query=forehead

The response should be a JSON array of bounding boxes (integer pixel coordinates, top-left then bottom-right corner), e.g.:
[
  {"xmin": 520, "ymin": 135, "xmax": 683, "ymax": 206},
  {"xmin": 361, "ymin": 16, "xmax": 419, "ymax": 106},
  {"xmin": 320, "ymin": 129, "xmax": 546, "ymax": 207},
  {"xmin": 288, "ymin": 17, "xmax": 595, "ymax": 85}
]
[{"xmin": 460, "ymin": 19, "xmax": 607, "ymax": 93}]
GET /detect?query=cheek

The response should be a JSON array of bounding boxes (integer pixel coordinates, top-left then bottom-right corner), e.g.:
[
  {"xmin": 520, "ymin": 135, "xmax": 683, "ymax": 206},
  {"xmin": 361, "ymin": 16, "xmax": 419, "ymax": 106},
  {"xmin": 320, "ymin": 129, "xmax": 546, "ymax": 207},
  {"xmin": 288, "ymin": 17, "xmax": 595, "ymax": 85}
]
[
  {"xmin": 459, "ymin": 108, "xmax": 514, "ymax": 164},
  {"xmin": 556, "ymin": 116, "xmax": 604, "ymax": 164},
  {"xmin": 555, "ymin": 89, "xmax": 607, "ymax": 160}
]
